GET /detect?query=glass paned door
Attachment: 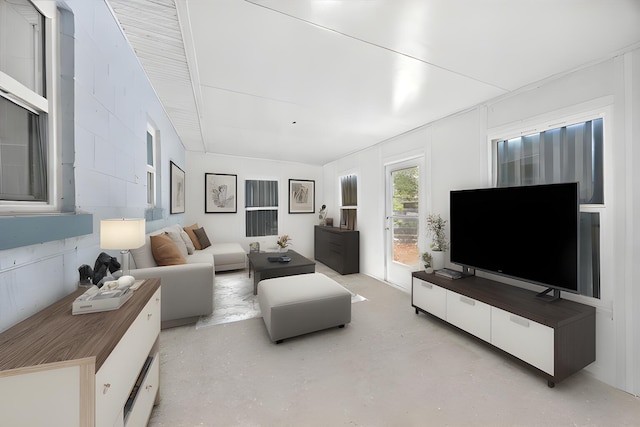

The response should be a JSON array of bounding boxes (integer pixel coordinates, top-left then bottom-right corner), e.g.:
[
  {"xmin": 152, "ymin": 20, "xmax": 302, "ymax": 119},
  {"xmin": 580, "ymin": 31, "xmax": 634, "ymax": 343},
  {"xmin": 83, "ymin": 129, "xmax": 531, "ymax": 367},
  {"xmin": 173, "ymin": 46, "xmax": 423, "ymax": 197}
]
[{"xmin": 386, "ymin": 162, "xmax": 420, "ymax": 289}]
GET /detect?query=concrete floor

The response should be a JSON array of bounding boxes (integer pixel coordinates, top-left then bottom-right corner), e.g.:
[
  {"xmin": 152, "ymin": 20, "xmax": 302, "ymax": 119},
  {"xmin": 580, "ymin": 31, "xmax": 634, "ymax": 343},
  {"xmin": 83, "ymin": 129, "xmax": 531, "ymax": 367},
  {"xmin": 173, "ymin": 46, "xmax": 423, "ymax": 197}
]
[{"xmin": 149, "ymin": 266, "xmax": 640, "ymax": 426}]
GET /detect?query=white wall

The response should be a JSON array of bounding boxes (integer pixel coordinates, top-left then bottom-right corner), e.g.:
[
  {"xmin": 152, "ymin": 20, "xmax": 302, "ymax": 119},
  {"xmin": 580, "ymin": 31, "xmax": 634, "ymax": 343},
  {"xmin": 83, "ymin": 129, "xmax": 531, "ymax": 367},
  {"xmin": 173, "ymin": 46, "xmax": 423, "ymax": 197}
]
[
  {"xmin": 0, "ymin": 0, "xmax": 184, "ymax": 332},
  {"xmin": 323, "ymin": 50, "xmax": 640, "ymax": 395},
  {"xmin": 185, "ymin": 153, "xmax": 323, "ymax": 258}
]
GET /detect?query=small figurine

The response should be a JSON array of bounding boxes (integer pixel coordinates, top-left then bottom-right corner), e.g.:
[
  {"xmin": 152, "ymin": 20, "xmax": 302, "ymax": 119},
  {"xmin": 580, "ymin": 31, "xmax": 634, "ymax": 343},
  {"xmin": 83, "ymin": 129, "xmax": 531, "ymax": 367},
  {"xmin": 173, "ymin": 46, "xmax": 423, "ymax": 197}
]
[
  {"xmin": 318, "ymin": 204, "xmax": 327, "ymax": 226},
  {"xmin": 77, "ymin": 264, "xmax": 93, "ymax": 287}
]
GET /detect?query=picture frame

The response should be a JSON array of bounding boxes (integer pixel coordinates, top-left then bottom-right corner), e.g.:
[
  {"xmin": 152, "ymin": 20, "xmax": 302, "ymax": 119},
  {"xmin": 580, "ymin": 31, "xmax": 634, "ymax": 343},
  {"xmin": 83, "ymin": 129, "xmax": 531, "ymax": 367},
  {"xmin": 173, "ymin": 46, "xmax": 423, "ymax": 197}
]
[
  {"xmin": 288, "ymin": 179, "xmax": 315, "ymax": 214},
  {"xmin": 170, "ymin": 161, "xmax": 185, "ymax": 214},
  {"xmin": 205, "ymin": 173, "xmax": 237, "ymax": 213}
]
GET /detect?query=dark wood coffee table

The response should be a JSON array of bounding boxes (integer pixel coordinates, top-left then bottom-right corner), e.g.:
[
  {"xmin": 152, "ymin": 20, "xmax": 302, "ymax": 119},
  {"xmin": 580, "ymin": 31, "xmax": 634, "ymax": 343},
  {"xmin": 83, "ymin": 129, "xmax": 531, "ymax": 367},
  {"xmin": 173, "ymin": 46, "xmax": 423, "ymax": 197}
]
[{"xmin": 247, "ymin": 250, "xmax": 316, "ymax": 294}]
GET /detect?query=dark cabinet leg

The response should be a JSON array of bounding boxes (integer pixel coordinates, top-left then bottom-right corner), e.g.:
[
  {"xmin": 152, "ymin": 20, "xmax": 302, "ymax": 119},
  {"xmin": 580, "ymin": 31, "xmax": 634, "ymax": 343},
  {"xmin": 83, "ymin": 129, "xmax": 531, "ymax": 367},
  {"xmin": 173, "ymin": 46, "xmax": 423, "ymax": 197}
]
[{"xmin": 547, "ymin": 380, "xmax": 555, "ymax": 388}]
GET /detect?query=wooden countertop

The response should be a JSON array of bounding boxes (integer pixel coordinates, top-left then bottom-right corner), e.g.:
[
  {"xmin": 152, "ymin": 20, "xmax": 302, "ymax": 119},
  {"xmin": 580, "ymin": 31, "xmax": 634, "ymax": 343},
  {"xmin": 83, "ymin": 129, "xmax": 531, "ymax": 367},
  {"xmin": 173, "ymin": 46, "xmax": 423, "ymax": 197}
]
[{"xmin": 0, "ymin": 278, "xmax": 160, "ymax": 373}]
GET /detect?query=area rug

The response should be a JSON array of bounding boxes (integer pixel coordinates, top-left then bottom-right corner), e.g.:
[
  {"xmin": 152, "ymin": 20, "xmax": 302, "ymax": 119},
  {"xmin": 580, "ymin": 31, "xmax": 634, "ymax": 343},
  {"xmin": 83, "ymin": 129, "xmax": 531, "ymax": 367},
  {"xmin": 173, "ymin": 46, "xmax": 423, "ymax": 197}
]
[{"xmin": 196, "ymin": 269, "xmax": 367, "ymax": 330}]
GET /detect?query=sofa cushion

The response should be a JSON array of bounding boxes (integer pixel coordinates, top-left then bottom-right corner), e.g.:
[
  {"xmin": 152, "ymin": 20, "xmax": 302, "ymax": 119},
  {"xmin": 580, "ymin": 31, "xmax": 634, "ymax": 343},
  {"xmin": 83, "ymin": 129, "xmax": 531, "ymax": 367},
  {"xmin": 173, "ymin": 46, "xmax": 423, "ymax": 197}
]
[
  {"xmin": 187, "ymin": 252, "xmax": 214, "ymax": 264},
  {"xmin": 130, "ymin": 234, "xmax": 157, "ymax": 269},
  {"xmin": 151, "ymin": 234, "xmax": 187, "ymax": 266},
  {"xmin": 205, "ymin": 242, "xmax": 246, "ymax": 267},
  {"xmin": 165, "ymin": 230, "xmax": 189, "ymax": 258},
  {"xmin": 193, "ymin": 227, "xmax": 212, "ymax": 249},
  {"xmin": 184, "ymin": 223, "xmax": 202, "ymax": 250}
]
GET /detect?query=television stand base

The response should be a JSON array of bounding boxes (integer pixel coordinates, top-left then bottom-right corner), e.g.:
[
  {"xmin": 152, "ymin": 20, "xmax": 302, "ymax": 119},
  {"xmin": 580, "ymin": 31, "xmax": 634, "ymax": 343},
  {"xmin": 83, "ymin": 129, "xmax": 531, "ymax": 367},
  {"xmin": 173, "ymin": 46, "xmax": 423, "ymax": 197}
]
[{"xmin": 537, "ymin": 287, "xmax": 561, "ymax": 302}]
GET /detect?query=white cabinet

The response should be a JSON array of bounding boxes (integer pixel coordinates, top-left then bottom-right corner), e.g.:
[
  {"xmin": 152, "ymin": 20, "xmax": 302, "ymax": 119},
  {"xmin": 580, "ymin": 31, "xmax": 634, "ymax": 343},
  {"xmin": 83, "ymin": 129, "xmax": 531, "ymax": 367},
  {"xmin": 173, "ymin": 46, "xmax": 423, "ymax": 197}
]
[
  {"xmin": 446, "ymin": 290, "xmax": 491, "ymax": 342},
  {"xmin": 412, "ymin": 277, "xmax": 446, "ymax": 320},
  {"xmin": 411, "ymin": 273, "xmax": 595, "ymax": 387},
  {"xmin": 96, "ymin": 288, "xmax": 161, "ymax": 427},
  {"xmin": 0, "ymin": 279, "xmax": 161, "ymax": 427},
  {"xmin": 412, "ymin": 278, "xmax": 490, "ymax": 342},
  {"xmin": 491, "ymin": 307, "xmax": 554, "ymax": 375}
]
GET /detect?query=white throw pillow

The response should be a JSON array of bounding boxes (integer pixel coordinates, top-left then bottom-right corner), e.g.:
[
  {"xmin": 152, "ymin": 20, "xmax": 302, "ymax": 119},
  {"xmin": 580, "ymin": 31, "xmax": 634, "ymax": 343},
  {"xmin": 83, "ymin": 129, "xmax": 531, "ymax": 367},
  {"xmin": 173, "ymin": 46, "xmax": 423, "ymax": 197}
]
[
  {"xmin": 130, "ymin": 234, "xmax": 157, "ymax": 268},
  {"xmin": 179, "ymin": 228, "xmax": 196, "ymax": 254},
  {"xmin": 165, "ymin": 230, "xmax": 189, "ymax": 258}
]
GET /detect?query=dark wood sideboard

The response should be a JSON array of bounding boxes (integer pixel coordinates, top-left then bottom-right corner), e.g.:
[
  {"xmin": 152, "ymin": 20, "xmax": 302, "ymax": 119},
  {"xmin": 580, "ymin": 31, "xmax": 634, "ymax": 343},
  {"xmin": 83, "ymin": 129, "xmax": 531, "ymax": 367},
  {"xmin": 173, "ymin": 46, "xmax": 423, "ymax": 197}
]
[{"xmin": 314, "ymin": 226, "xmax": 359, "ymax": 274}]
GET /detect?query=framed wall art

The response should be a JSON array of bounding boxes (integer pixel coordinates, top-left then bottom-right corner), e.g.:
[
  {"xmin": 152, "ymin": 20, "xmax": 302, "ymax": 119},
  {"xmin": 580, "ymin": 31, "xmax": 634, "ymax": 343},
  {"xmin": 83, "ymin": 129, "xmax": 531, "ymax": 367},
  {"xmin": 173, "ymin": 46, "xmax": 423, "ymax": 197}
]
[
  {"xmin": 205, "ymin": 173, "xmax": 237, "ymax": 213},
  {"xmin": 288, "ymin": 179, "xmax": 315, "ymax": 214},
  {"xmin": 170, "ymin": 161, "xmax": 185, "ymax": 214}
]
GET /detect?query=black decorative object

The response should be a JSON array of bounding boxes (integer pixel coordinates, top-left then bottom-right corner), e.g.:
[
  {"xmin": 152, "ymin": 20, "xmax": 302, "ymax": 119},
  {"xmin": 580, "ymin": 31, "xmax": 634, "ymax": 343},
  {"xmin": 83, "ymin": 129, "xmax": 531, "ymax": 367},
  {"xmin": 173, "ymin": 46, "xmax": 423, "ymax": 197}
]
[
  {"xmin": 91, "ymin": 252, "xmax": 122, "ymax": 286},
  {"xmin": 78, "ymin": 264, "xmax": 93, "ymax": 287}
]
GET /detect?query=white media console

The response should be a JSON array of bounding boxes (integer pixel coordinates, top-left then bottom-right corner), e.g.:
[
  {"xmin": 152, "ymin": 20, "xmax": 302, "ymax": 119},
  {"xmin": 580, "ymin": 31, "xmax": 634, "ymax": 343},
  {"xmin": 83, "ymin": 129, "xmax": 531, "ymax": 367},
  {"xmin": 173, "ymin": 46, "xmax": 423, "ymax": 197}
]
[{"xmin": 412, "ymin": 271, "xmax": 595, "ymax": 387}]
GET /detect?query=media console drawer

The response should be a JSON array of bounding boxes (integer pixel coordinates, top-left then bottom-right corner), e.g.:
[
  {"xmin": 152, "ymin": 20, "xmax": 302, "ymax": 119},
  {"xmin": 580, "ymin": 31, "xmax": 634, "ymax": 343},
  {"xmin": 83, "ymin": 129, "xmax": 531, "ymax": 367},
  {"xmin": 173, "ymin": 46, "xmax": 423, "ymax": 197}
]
[
  {"xmin": 491, "ymin": 307, "xmax": 554, "ymax": 375},
  {"xmin": 446, "ymin": 290, "xmax": 491, "ymax": 342},
  {"xmin": 411, "ymin": 278, "xmax": 446, "ymax": 320}
]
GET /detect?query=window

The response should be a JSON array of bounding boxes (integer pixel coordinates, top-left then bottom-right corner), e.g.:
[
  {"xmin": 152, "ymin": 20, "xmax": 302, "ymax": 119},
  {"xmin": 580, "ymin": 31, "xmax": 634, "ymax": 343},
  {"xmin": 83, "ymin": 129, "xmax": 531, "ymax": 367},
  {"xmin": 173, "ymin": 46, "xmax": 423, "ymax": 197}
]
[
  {"xmin": 146, "ymin": 125, "xmax": 156, "ymax": 206},
  {"xmin": 339, "ymin": 174, "xmax": 357, "ymax": 229},
  {"xmin": 496, "ymin": 119, "xmax": 603, "ymax": 204},
  {"xmin": 0, "ymin": 0, "xmax": 49, "ymax": 206},
  {"xmin": 245, "ymin": 180, "xmax": 278, "ymax": 237},
  {"xmin": 494, "ymin": 118, "xmax": 603, "ymax": 298}
]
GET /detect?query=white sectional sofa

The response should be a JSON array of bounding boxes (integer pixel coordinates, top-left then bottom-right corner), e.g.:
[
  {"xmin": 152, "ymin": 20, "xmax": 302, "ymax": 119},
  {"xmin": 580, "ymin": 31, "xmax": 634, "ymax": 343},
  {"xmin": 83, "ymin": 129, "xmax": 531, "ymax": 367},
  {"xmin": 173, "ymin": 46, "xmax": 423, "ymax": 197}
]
[{"xmin": 129, "ymin": 224, "xmax": 246, "ymax": 328}]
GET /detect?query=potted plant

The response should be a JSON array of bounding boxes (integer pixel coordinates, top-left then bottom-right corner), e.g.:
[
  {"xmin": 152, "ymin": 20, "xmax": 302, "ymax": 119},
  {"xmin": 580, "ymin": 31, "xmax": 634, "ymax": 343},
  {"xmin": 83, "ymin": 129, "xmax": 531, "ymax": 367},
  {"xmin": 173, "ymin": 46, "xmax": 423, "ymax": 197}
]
[
  {"xmin": 426, "ymin": 214, "xmax": 449, "ymax": 270},
  {"xmin": 421, "ymin": 252, "xmax": 434, "ymax": 274},
  {"xmin": 276, "ymin": 235, "xmax": 292, "ymax": 252}
]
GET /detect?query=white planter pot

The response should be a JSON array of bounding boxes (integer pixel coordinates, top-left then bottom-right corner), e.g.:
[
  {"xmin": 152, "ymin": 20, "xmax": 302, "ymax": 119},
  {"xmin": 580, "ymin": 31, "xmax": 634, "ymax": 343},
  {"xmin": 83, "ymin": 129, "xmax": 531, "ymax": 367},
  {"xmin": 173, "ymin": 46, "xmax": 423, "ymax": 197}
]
[{"xmin": 431, "ymin": 251, "xmax": 445, "ymax": 270}]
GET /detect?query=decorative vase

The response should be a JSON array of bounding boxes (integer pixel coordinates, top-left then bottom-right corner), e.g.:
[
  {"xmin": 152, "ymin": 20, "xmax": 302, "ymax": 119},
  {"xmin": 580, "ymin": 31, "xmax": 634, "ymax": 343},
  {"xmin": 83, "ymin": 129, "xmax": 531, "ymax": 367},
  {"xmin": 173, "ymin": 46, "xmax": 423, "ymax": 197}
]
[
  {"xmin": 431, "ymin": 251, "xmax": 445, "ymax": 270},
  {"xmin": 424, "ymin": 266, "xmax": 434, "ymax": 274},
  {"xmin": 278, "ymin": 246, "xmax": 288, "ymax": 253}
]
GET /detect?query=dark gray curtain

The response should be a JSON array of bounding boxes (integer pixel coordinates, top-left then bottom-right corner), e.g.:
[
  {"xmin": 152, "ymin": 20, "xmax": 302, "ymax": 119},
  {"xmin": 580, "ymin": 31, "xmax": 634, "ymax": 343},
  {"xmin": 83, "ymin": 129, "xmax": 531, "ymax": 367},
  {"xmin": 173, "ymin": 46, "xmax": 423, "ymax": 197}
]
[
  {"xmin": 341, "ymin": 174, "xmax": 357, "ymax": 206},
  {"xmin": 245, "ymin": 180, "xmax": 278, "ymax": 237}
]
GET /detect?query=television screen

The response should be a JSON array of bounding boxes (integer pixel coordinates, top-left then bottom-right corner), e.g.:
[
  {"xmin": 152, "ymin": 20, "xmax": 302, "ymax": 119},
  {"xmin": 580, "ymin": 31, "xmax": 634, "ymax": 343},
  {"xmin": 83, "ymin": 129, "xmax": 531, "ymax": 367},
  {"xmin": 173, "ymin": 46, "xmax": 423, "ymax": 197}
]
[{"xmin": 450, "ymin": 183, "xmax": 579, "ymax": 293}]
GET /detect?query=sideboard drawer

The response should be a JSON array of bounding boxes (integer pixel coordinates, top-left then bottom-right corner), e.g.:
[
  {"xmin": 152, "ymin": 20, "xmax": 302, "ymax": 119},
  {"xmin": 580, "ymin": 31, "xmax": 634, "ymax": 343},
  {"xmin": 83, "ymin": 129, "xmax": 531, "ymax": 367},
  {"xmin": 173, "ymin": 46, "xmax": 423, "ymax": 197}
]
[
  {"xmin": 125, "ymin": 352, "xmax": 160, "ymax": 427},
  {"xmin": 96, "ymin": 288, "xmax": 161, "ymax": 427},
  {"xmin": 491, "ymin": 307, "xmax": 554, "ymax": 375},
  {"xmin": 446, "ymin": 290, "xmax": 491, "ymax": 341},
  {"xmin": 412, "ymin": 278, "xmax": 446, "ymax": 320}
]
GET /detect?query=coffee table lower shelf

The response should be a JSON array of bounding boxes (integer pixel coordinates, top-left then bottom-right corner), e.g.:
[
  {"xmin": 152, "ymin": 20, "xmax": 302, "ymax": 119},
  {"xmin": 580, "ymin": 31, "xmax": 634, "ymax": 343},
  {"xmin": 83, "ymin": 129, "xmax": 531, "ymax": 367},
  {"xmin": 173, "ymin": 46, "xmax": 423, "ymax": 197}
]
[{"xmin": 247, "ymin": 250, "xmax": 316, "ymax": 294}]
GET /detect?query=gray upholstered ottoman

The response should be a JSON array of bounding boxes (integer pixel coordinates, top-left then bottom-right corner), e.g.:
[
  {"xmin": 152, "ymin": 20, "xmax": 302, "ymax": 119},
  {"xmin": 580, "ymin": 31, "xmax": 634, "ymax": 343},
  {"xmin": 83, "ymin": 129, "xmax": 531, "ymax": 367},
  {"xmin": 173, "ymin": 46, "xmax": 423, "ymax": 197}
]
[{"xmin": 257, "ymin": 272, "xmax": 351, "ymax": 343}]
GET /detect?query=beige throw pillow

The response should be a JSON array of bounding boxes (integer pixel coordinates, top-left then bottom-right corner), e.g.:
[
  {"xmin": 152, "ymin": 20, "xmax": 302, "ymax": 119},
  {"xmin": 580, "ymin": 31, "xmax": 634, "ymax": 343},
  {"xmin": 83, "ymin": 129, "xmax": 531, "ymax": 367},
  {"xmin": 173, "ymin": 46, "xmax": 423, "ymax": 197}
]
[
  {"xmin": 183, "ymin": 223, "xmax": 202, "ymax": 250},
  {"xmin": 150, "ymin": 234, "xmax": 187, "ymax": 266}
]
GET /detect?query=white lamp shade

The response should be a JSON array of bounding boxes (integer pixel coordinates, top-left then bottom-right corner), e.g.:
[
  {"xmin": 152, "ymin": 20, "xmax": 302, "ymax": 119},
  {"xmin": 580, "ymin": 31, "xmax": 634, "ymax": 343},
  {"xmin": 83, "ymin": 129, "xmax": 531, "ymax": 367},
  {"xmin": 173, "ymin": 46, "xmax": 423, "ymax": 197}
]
[{"xmin": 100, "ymin": 218, "xmax": 146, "ymax": 250}]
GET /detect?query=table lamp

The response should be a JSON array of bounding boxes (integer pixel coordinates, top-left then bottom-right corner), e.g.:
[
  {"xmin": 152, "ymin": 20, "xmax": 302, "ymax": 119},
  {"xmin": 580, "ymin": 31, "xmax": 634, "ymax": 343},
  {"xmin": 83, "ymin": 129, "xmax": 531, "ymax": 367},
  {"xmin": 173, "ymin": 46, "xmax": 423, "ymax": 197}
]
[{"xmin": 100, "ymin": 218, "xmax": 146, "ymax": 276}]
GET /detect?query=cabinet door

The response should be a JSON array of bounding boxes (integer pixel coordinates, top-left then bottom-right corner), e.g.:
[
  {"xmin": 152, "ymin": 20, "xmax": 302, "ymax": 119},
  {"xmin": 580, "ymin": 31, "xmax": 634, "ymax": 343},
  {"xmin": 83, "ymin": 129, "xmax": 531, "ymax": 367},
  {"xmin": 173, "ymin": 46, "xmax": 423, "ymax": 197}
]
[
  {"xmin": 0, "ymin": 364, "xmax": 85, "ymax": 427},
  {"xmin": 491, "ymin": 307, "xmax": 554, "ymax": 375},
  {"xmin": 412, "ymin": 278, "xmax": 446, "ymax": 319},
  {"xmin": 96, "ymin": 288, "xmax": 161, "ymax": 427},
  {"xmin": 446, "ymin": 290, "xmax": 491, "ymax": 342}
]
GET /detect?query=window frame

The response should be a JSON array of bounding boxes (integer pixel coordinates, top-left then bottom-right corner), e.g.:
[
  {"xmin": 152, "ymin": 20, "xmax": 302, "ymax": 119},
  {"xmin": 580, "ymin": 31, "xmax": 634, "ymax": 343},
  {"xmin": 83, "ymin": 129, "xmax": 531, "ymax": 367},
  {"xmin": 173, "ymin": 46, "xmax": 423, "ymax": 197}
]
[
  {"xmin": 245, "ymin": 178, "xmax": 279, "ymax": 237},
  {"xmin": 146, "ymin": 123, "xmax": 157, "ymax": 207},
  {"xmin": 0, "ymin": 0, "xmax": 59, "ymax": 213},
  {"xmin": 488, "ymin": 105, "xmax": 610, "ymax": 300},
  {"xmin": 339, "ymin": 173, "xmax": 358, "ymax": 230}
]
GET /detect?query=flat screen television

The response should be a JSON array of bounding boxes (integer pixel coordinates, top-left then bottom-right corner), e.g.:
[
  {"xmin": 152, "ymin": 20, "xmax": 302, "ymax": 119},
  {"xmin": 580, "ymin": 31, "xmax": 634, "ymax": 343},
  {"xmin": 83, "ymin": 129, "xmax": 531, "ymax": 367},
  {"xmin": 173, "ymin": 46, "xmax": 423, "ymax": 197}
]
[{"xmin": 450, "ymin": 182, "xmax": 579, "ymax": 296}]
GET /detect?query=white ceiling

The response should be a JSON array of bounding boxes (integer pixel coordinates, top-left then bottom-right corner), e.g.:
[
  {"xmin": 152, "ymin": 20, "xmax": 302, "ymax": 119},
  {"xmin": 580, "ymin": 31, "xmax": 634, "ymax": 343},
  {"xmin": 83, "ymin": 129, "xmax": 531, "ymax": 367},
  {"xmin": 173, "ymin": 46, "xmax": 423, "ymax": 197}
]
[{"xmin": 108, "ymin": 0, "xmax": 640, "ymax": 166}]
